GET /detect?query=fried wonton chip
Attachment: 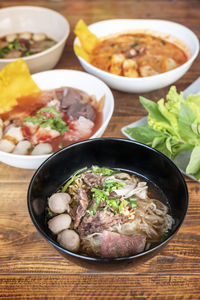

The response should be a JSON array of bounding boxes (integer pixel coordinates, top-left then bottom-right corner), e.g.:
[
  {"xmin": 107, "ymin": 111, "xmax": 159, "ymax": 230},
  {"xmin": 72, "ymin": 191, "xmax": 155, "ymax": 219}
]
[
  {"xmin": 74, "ymin": 19, "xmax": 99, "ymax": 59},
  {"xmin": 0, "ymin": 59, "xmax": 41, "ymax": 114}
]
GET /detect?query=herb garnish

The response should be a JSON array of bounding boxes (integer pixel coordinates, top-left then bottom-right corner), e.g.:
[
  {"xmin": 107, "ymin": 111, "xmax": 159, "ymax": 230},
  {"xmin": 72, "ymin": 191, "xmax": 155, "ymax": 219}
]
[{"xmin": 24, "ymin": 106, "xmax": 69, "ymax": 135}]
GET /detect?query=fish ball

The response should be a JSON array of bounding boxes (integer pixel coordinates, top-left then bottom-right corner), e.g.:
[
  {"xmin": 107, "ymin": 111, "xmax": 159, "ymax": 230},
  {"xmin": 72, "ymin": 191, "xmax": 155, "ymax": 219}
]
[
  {"xmin": 31, "ymin": 143, "xmax": 52, "ymax": 155},
  {"xmin": 0, "ymin": 139, "xmax": 15, "ymax": 153},
  {"xmin": 13, "ymin": 140, "xmax": 31, "ymax": 155},
  {"xmin": 5, "ymin": 127, "xmax": 24, "ymax": 142},
  {"xmin": 18, "ymin": 32, "xmax": 32, "ymax": 40},
  {"xmin": 48, "ymin": 192, "xmax": 71, "ymax": 214},
  {"xmin": 32, "ymin": 33, "xmax": 46, "ymax": 42},
  {"xmin": 57, "ymin": 229, "xmax": 80, "ymax": 252},
  {"xmin": 48, "ymin": 214, "xmax": 71, "ymax": 235},
  {"xmin": 6, "ymin": 33, "xmax": 17, "ymax": 43}
]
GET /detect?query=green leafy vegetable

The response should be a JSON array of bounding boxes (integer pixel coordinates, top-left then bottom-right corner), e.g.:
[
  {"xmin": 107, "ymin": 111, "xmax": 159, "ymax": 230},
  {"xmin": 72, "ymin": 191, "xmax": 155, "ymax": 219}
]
[
  {"xmin": 61, "ymin": 167, "xmax": 87, "ymax": 192},
  {"xmin": 92, "ymin": 166, "xmax": 117, "ymax": 176},
  {"xmin": 24, "ymin": 106, "xmax": 69, "ymax": 135},
  {"xmin": 129, "ymin": 197, "xmax": 137, "ymax": 209},
  {"xmin": 125, "ymin": 86, "xmax": 200, "ymax": 180}
]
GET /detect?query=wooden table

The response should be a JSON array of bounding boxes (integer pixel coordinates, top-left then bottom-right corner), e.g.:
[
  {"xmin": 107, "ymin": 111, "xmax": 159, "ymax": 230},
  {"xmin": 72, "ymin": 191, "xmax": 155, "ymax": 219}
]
[{"xmin": 0, "ymin": 0, "xmax": 200, "ymax": 298}]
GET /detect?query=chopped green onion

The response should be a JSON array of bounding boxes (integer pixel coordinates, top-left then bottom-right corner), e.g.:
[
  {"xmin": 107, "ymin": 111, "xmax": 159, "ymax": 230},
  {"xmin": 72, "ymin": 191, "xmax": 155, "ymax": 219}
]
[
  {"xmin": 92, "ymin": 166, "xmax": 117, "ymax": 176},
  {"xmin": 129, "ymin": 197, "xmax": 137, "ymax": 209},
  {"xmin": 61, "ymin": 167, "xmax": 87, "ymax": 192}
]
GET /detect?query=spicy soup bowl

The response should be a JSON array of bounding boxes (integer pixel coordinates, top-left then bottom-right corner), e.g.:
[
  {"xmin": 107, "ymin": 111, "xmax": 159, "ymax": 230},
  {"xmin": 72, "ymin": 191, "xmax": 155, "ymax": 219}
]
[
  {"xmin": 27, "ymin": 138, "xmax": 188, "ymax": 270},
  {"xmin": 74, "ymin": 19, "xmax": 199, "ymax": 93},
  {"xmin": 0, "ymin": 70, "xmax": 114, "ymax": 169}
]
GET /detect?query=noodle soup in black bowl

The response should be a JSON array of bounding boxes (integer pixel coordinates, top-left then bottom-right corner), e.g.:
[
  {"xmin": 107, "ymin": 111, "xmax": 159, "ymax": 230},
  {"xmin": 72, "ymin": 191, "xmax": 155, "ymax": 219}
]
[{"xmin": 27, "ymin": 138, "xmax": 188, "ymax": 270}]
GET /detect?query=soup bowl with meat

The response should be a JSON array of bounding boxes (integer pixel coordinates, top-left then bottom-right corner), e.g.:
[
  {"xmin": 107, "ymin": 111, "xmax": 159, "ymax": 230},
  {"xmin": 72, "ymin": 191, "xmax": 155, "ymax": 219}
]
[
  {"xmin": 74, "ymin": 19, "xmax": 199, "ymax": 92},
  {"xmin": 0, "ymin": 70, "xmax": 114, "ymax": 169},
  {"xmin": 27, "ymin": 138, "xmax": 188, "ymax": 269},
  {"xmin": 0, "ymin": 6, "xmax": 70, "ymax": 73}
]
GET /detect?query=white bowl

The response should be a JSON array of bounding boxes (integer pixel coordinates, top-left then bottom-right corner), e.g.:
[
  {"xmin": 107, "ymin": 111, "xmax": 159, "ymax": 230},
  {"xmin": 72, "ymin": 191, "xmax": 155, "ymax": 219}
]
[
  {"xmin": 74, "ymin": 19, "xmax": 199, "ymax": 93},
  {"xmin": 0, "ymin": 70, "xmax": 114, "ymax": 169},
  {"xmin": 0, "ymin": 6, "xmax": 70, "ymax": 73}
]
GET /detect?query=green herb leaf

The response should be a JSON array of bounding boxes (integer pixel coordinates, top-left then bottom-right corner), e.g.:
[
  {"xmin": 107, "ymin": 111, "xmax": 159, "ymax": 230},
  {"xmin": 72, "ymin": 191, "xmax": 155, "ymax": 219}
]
[
  {"xmin": 61, "ymin": 167, "xmax": 87, "ymax": 192},
  {"xmin": 92, "ymin": 166, "xmax": 117, "ymax": 176}
]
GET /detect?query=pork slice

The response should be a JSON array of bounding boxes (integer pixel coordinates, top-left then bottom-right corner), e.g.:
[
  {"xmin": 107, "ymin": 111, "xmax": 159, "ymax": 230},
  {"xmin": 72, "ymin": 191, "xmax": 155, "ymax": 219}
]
[
  {"xmin": 78, "ymin": 210, "xmax": 128, "ymax": 236},
  {"xmin": 101, "ymin": 230, "xmax": 146, "ymax": 258},
  {"xmin": 30, "ymin": 40, "xmax": 56, "ymax": 53},
  {"xmin": 73, "ymin": 188, "xmax": 89, "ymax": 228},
  {"xmin": 67, "ymin": 102, "xmax": 96, "ymax": 121},
  {"xmin": 82, "ymin": 172, "xmax": 102, "ymax": 187},
  {"xmin": 56, "ymin": 88, "xmax": 82, "ymax": 109}
]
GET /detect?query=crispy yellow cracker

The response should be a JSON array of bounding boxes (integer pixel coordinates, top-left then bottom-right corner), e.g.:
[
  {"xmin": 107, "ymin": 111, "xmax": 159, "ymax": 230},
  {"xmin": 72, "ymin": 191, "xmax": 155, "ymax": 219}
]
[
  {"xmin": 73, "ymin": 44, "xmax": 90, "ymax": 62},
  {"xmin": 74, "ymin": 19, "xmax": 99, "ymax": 55},
  {"xmin": 0, "ymin": 59, "xmax": 40, "ymax": 114}
]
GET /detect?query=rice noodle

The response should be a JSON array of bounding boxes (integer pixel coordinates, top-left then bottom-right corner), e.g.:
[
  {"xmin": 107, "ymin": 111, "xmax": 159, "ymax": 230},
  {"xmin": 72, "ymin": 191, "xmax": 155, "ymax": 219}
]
[{"xmin": 65, "ymin": 168, "xmax": 174, "ymax": 256}]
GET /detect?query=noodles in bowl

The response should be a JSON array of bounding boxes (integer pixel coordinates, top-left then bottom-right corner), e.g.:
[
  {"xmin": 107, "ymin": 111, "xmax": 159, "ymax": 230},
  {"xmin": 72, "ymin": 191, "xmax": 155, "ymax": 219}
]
[
  {"xmin": 27, "ymin": 138, "xmax": 188, "ymax": 267},
  {"xmin": 46, "ymin": 166, "xmax": 173, "ymax": 258}
]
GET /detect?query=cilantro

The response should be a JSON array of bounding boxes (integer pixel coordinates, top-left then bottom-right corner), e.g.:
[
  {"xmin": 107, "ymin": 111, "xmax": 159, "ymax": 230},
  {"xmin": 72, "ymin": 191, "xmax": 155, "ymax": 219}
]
[
  {"xmin": 119, "ymin": 200, "xmax": 128, "ymax": 213},
  {"xmin": 130, "ymin": 42, "xmax": 138, "ymax": 48},
  {"xmin": 24, "ymin": 106, "xmax": 69, "ymax": 135},
  {"xmin": 129, "ymin": 197, "xmax": 137, "ymax": 209},
  {"xmin": 27, "ymin": 147, "xmax": 34, "ymax": 153},
  {"xmin": 92, "ymin": 166, "xmax": 117, "ymax": 176}
]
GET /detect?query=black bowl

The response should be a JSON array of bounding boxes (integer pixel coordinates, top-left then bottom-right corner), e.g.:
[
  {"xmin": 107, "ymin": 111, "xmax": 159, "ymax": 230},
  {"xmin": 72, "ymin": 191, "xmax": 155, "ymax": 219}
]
[{"xmin": 27, "ymin": 138, "xmax": 188, "ymax": 270}]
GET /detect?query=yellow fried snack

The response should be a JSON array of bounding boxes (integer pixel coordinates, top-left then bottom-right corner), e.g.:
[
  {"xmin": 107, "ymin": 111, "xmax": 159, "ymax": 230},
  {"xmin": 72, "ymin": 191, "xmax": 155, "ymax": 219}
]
[
  {"xmin": 74, "ymin": 19, "xmax": 99, "ymax": 56},
  {"xmin": 0, "ymin": 59, "xmax": 40, "ymax": 114}
]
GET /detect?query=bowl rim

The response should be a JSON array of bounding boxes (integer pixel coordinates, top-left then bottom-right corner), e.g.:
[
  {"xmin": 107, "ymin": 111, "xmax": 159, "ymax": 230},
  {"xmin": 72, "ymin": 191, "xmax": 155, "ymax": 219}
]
[
  {"xmin": 0, "ymin": 5, "xmax": 70, "ymax": 62},
  {"xmin": 0, "ymin": 69, "xmax": 114, "ymax": 162},
  {"xmin": 27, "ymin": 137, "xmax": 189, "ymax": 262},
  {"xmin": 74, "ymin": 18, "xmax": 200, "ymax": 81}
]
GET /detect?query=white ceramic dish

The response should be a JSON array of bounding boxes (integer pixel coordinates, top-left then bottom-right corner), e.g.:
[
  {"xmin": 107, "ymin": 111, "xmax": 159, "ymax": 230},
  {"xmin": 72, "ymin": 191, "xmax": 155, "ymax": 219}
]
[
  {"xmin": 0, "ymin": 69, "xmax": 114, "ymax": 169},
  {"xmin": 0, "ymin": 6, "xmax": 70, "ymax": 73},
  {"xmin": 121, "ymin": 77, "xmax": 200, "ymax": 182},
  {"xmin": 74, "ymin": 19, "xmax": 199, "ymax": 93}
]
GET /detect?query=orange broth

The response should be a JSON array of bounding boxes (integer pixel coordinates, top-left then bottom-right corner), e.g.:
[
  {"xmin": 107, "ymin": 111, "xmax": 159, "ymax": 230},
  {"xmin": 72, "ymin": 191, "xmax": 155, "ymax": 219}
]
[{"xmin": 90, "ymin": 33, "xmax": 188, "ymax": 77}]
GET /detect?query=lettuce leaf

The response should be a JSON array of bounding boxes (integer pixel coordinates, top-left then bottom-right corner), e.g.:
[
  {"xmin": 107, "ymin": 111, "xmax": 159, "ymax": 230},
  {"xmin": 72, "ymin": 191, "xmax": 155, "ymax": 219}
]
[{"xmin": 125, "ymin": 86, "xmax": 200, "ymax": 180}]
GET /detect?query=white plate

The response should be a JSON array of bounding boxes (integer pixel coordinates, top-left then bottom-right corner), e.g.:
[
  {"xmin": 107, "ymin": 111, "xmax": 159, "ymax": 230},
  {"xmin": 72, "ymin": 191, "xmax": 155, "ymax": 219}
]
[{"xmin": 121, "ymin": 77, "xmax": 200, "ymax": 182}]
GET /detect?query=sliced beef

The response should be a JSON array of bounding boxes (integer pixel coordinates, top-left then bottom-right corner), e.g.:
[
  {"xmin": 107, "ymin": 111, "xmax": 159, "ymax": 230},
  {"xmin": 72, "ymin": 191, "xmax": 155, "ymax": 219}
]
[
  {"xmin": 18, "ymin": 38, "xmax": 31, "ymax": 51},
  {"xmin": 4, "ymin": 50, "xmax": 21, "ymax": 59},
  {"xmin": 101, "ymin": 230, "xmax": 146, "ymax": 258},
  {"xmin": 67, "ymin": 102, "xmax": 96, "ymax": 121},
  {"xmin": 78, "ymin": 210, "xmax": 128, "ymax": 236},
  {"xmin": 82, "ymin": 172, "xmax": 102, "ymax": 187},
  {"xmin": 30, "ymin": 40, "xmax": 56, "ymax": 54},
  {"xmin": 73, "ymin": 188, "xmax": 89, "ymax": 228},
  {"xmin": 56, "ymin": 88, "xmax": 82, "ymax": 110}
]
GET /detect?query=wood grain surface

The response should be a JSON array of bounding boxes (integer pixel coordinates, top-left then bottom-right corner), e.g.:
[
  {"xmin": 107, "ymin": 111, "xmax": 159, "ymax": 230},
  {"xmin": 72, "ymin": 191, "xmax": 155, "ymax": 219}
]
[{"xmin": 0, "ymin": 0, "xmax": 200, "ymax": 299}]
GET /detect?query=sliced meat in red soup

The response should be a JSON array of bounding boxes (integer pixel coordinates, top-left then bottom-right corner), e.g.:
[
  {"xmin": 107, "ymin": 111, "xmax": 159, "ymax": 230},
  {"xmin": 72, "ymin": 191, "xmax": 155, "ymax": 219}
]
[{"xmin": 101, "ymin": 230, "xmax": 146, "ymax": 258}]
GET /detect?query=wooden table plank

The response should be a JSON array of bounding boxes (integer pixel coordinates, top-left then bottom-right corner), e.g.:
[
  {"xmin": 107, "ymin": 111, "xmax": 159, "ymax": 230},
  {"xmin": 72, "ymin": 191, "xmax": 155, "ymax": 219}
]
[{"xmin": 0, "ymin": 274, "xmax": 200, "ymax": 299}]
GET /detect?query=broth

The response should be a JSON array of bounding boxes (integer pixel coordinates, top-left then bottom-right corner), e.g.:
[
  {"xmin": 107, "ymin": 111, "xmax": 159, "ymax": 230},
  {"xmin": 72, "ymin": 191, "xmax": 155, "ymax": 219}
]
[{"xmin": 90, "ymin": 33, "xmax": 188, "ymax": 77}]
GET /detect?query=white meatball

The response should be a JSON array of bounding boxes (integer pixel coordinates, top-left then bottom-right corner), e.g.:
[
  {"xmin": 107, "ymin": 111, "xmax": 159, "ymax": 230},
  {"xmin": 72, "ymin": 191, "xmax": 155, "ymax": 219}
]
[
  {"xmin": 18, "ymin": 32, "xmax": 32, "ymax": 40},
  {"xmin": 48, "ymin": 193, "xmax": 71, "ymax": 214},
  {"xmin": 0, "ymin": 139, "xmax": 15, "ymax": 153},
  {"xmin": 48, "ymin": 214, "xmax": 71, "ymax": 235},
  {"xmin": 31, "ymin": 143, "xmax": 53, "ymax": 155},
  {"xmin": 32, "ymin": 33, "xmax": 46, "ymax": 42},
  {"xmin": 6, "ymin": 33, "xmax": 17, "ymax": 43},
  {"xmin": 57, "ymin": 229, "xmax": 80, "ymax": 252},
  {"xmin": 13, "ymin": 140, "xmax": 31, "ymax": 155},
  {"xmin": 5, "ymin": 127, "xmax": 24, "ymax": 142}
]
